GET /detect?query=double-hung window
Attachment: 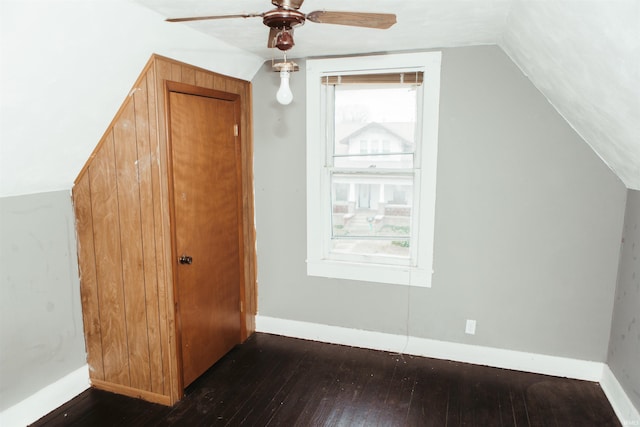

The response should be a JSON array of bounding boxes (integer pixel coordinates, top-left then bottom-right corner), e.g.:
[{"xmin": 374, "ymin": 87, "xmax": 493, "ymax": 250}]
[{"xmin": 306, "ymin": 52, "xmax": 441, "ymax": 287}]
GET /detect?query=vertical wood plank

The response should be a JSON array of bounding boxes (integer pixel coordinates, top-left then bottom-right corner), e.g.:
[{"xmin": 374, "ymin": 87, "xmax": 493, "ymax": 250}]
[
  {"xmin": 171, "ymin": 63, "xmax": 182, "ymax": 82},
  {"xmin": 89, "ymin": 132, "xmax": 130, "ymax": 386},
  {"xmin": 133, "ymin": 74, "xmax": 165, "ymax": 395},
  {"xmin": 222, "ymin": 78, "xmax": 246, "ymax": 335},
  {"xmin": 212, "ymin": 74, "xmax": 226, "ymax": 92},
  {"xmin": 232, "ymin": 97, "xmax": 247, "ymax": 340},
  {"xmin": 146, "ymin": 63, "xmax": 173, "ymax": 398},
  {"xmin": 195, "ymin": 71, "xmax": 214, "ymax": 89},
  {"xmin": 154, "ymin": 57, "xmax": 182, "ymax": 403},
  {"xmin": 113, "ymin": 99, "xmax": 152, "ymax": 391},
  {"xmin": 242, "ymin": 82, "xmax": 257, "ymax": 335},
  {"xmin": 224, "ymin": 79, "xmax": 240, "ymax": 95},
  {"xmin": 181, "ymin": 66, "xmax": 196, "ymax": 85},
  {"xmin": 72, "ymin": 174, "xmax": 105, "ymax": 381}
]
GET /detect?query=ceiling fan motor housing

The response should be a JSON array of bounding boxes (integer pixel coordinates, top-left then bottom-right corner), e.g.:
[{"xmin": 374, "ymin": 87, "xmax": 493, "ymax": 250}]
[
  {"xmin": 262, "ymin": 9, "xmax": 306, "ymax": 30},
  {"xmin": 274, "ymin": 30, "xmax": 295, "ymax": 50},
  {"xmin": 271, "ymin": 0, "xmax": 304, "ymax": 10}
]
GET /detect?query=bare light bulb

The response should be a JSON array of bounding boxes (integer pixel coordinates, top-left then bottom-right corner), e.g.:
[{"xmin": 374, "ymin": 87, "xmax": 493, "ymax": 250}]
[{"xmin": 276, "ymin": 69, "xmax": 293, "ymax": 105}]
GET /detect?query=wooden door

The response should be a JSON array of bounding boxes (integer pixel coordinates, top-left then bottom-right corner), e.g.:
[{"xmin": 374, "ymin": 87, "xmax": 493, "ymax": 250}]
[{"xmin": 168, "ymin": 84, "xmax": 243, "ymax": 388}]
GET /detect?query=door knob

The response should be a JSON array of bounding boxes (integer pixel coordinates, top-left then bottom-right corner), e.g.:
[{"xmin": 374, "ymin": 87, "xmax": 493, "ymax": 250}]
[{"xmin": 178, "ymin": 255, "xmax": 193, "ymax": 265}]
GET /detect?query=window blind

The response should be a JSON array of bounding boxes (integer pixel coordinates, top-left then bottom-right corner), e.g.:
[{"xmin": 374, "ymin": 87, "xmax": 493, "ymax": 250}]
[{"xmin": 321, "ymin": 72, "xmax": 424, "ymax": 85}]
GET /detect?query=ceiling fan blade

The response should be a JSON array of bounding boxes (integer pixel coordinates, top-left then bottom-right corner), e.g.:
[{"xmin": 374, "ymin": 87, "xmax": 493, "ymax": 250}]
[
  {"xmin": 267, "ymin": 28, "xmax": 279, "ymax": 48},
  {"xmin": 166, "ymin": 13, "xmax": 262, "ymax": 23},
  {"xmin": 272, "ymin": 0, "xmax": 305, "ymax": 10},
  {"xmin": 306, "ymin": 11, "xmax": 396, "ymax": 29}
]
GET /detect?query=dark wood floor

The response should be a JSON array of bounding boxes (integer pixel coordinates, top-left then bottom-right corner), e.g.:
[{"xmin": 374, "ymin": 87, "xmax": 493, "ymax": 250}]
[{"xmin": 32, "ymin": 333, "xmax": 620, "ymax": 426}]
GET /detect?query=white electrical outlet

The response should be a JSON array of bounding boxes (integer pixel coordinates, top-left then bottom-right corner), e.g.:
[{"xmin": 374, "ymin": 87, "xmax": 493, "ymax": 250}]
[{"xmin": 465, "ymin": 319, "xmax": 477, "ymax": 335}]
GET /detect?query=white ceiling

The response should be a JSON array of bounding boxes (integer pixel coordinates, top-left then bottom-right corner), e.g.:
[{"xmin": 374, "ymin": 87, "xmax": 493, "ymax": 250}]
[
  {"xmin": 133, "ymin": 0, "xmax": 640, "ymax": 190},
  {"xmin": 135, "ymin": 0, "xmax": 514, "ymax": 58}
]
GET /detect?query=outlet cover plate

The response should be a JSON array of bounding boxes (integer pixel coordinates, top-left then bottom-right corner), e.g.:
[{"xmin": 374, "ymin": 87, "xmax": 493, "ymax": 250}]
[{"xmin": 465, "ymin": 319, "xmax": 477, "ymax": 335}]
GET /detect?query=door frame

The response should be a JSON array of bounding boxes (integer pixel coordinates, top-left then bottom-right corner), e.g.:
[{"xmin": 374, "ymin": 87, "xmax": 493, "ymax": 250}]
[{"xmin": 164, "ymin": 80, "xmax": 247, "ymax": 395}]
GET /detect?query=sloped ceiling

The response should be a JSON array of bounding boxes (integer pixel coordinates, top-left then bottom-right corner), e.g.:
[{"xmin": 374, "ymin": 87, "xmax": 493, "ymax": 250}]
[
  {"xmin": 134, "ymin": 0, "xmax": 640, "ymax": 190},
  {"xmin": 502, "ymin": 1, "xmax": 639, "ymax": 191}
]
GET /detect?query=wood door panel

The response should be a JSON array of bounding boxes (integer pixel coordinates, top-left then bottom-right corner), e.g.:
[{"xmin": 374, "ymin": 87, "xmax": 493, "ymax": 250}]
[{"xmin": 169, "ymin": 89, "xmax": 242, "ymax": 387}]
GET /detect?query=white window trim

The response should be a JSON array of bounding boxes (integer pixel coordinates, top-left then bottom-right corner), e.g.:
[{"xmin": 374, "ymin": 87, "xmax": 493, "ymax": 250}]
[{"xmin": 306, "ymin": 52, "xmax": 442, "ymax": 288}]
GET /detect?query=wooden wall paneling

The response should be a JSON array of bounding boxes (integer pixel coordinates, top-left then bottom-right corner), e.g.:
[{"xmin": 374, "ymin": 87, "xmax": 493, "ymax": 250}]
[
  {"xmin": 148, "ymin": 69, "xmax": 175, "ymax": 401},
  {"xmin": 223, "ymin": 75, "xmax": 256, "ymax": 337},
  {"xmin": 227, "ymin": 78, "xmax": 249, "ymax": 339},
  {"xmin": 212, "ymin": 74, "xmax": 226, "ymax": 93},
  {"xmin": 73, "ymin": 54, "xmax": 257, "ymax": 406},
  {"xmin": 113, "ymin": 98, "xmax": 152, "ymax": 392},
  {"xmin": 195, "ymin": 71, "xmax": 215, "ymax": 89},
  {"xmin": 72, "ymin": 174, "xmax": 105, "ymax": 381},
  {"xmin": 74, "ymin": 60, "xmax": 154, "ymax": 185},
  {"xmin": 243, "ymin": 82, "xmax": 257, "ymax": 335},
  {"xmin": 230, "ymin": 94, "xmax": 248, "ymax": 340},
  {"xmin": 145, "ymin": 63, "xmax": 174, "ymax": 398},
  {"xmin": 153, "ymin": 57, "xmax": 182, "ymax": 403},
  {"xmin": 134, "ymin": 72, "xmax": 166, "ymax": 396},
  {"xmin": 88, "ymin": 378, "xmax": 170, "ymax": 406},
  {"xmin": 111, "ymin": 102, "xmax": 151, "ymax": 389},
  {"xmin": 171, "ymin": 63, "xmax": 182, "ymax": 82},
  {"xmin": 88, "ymin": 131, "xmax": 130, "ymax": 386},
  {"xmin": 181, "ymin": 66, "xmax": 196, "ymax": 86},
  {"xmin": 223, "ymin": 79, "xmax": 238, "ymax": 97}
]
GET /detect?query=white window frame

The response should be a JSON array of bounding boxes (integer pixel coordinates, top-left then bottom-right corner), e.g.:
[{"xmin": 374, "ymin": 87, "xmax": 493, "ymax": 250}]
[{"xmin": 306, "ymin": 52, "xmax": 441, "ymax": 287}]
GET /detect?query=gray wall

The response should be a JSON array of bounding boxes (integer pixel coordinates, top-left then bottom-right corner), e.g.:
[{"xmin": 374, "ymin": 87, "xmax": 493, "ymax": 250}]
[
  {"xmin": 252, "ymin": 45, "xmax": 627, "ymax": 362},
  {"xmin": 608, "ymin": 189, "xmax": 640, "ymax": 410},
  {"xmin": 0, "ymin": 190, "xmax": 85, "ymax": 410}
]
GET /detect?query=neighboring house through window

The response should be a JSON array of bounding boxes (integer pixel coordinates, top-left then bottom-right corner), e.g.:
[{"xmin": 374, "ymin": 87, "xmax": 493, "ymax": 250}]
[{"xmin": 306, "ymin": 52, "xmax": 442, "ymax": 287}]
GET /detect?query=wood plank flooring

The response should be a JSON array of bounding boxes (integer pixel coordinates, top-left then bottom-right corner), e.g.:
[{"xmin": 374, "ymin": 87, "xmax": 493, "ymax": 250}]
[{"xmin": 31, "ymin": 333, "xmax": 620, "ymax": 426}]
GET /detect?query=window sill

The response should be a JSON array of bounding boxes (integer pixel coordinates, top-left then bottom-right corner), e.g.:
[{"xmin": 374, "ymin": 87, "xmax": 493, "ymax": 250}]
[{"xmin": 307, "ymin": 259, "xmax": 432, "ymax": 288}]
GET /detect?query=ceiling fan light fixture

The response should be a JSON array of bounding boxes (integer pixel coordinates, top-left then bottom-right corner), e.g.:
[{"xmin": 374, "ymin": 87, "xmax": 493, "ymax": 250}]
[
  {"xmin": 273, "ymin": 59, "xmax": 299, "ymax": 105},
  {"xmin": 276, "ymin": 69, "xmax": 293, "ymax": 105}
]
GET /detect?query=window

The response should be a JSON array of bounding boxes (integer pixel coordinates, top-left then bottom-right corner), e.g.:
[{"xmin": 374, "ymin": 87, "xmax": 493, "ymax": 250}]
[
  {"xmin": 306, "ymin": 52, "xmax": 441, "ymax": 287},
  {"xmin": 359, "ymin": 140, "xmax": 368, "ymax": 154},
  {"xmin": 370, "ymin": 140, "xmax": 380, "ymax": 154},
  {"xmin": 382, "ymin": 140, "xmax": 391, "ymax": 153}
]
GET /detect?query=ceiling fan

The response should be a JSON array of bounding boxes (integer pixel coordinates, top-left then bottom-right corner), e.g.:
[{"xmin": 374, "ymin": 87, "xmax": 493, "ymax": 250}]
[{"xmin": 166, "ymin": 0, "xmax": 397, "ymax": 52}]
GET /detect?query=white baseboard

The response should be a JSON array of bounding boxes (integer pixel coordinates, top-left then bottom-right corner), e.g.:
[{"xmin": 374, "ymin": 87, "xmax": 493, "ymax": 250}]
[
  {"xmin": 601, "ymin": 365, "xmax": 640, "ymax": 426},
  {"xmin": 256, "ymin": 315, "xmax": 604, "ymax": 381},
  {"xmin": 0, "ymin": 365, "xmax": 89, "ymax": 427}
]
